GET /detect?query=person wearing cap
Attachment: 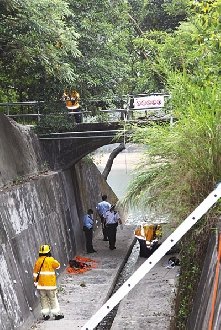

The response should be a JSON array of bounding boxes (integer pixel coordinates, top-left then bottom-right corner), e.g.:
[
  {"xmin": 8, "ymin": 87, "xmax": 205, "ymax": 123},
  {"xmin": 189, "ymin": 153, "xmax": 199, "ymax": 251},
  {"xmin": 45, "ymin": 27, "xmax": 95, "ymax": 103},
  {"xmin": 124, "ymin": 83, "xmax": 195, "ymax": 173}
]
[
  {"xmin": 33, "ymin": 244, "xmax": 64, "ymax": 321},
  {"xmin": 96, "ymin": 194, "xmax": 111, "ymax": 241},
  {"xmin": 103, "ymin": 205, "xmax": 122, "ymax": 250}
]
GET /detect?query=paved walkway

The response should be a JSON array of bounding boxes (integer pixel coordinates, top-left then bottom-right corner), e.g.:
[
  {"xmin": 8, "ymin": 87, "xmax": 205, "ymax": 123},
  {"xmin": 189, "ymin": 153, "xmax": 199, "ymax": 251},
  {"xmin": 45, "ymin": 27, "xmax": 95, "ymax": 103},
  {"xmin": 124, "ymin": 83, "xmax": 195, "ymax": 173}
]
[
  {"xmin": 29, "ymin": 225, "xmax": 135, "ymax": 330},
  {"xmin": 111, "ymin": 253, "xmax": 179, "ymax": 329},
  {"xmin": 29, "ymin": 225, "xmax": 179, "ymax": 330}
]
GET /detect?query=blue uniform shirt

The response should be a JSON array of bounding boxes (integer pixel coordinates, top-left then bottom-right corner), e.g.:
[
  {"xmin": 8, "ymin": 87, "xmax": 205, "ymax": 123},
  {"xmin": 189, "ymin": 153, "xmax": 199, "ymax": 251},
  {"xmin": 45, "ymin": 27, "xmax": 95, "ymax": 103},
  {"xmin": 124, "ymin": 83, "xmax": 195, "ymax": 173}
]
[
  {"xmin": 96, "ymin": 201, "xmax": 111, "ymax": 217},
  {"xmin": 83, "ymin": 214, "xmax": 94, "ymax": 229}
]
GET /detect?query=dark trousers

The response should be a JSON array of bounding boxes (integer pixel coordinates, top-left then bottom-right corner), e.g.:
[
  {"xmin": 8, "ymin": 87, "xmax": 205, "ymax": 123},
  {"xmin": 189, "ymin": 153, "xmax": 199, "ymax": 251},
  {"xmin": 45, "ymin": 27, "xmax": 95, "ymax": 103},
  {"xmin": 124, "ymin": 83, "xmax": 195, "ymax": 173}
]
[
  {"xmin": 100, "ymin": 216, "xmax": 108, "ymax": 240},
  {"xmin": 74, "ymin": 112, "xmax": 82, "ymax": 123},
  {"xmin": 138, "ymin": 239, "xmax": 160, "ymax": 258},
  {"xmin": 84, "ymin": 228, "xmax": 93, "ymax": 252},
  {"xmin": 106, "ymin": 223, "xmax": 118, "ymax": 249}
]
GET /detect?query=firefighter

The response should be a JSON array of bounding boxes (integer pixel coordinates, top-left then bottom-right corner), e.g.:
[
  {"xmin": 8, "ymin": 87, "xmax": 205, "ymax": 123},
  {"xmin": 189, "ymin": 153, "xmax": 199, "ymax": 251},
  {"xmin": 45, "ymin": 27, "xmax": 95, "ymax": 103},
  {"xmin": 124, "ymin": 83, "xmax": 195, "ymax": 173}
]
[
  {"xmin": 62, "ymin": 89, "xmax": 82, "ymax": 123},
  {"xmin": 70, "ymin": 90, "xmax": 80, "ymax": 109},
  {"xmin": 134, "ymin": 224, "xmax": 162, "ymax": 258},
  {"xmin": 70, "ymin": 90, "xmax": 82, "ymax": 123},
  {"xmin": 33, "ymin": 244, "xmax": 64, "ymax": 321}
]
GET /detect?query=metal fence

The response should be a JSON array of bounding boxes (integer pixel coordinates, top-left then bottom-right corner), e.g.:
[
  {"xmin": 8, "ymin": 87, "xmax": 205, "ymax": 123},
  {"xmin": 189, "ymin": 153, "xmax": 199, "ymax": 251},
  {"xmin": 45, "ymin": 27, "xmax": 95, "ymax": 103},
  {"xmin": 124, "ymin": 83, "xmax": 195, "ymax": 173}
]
[{"xmin": 0, "ymin": 99, "xmax": 170, "ymax": 125}]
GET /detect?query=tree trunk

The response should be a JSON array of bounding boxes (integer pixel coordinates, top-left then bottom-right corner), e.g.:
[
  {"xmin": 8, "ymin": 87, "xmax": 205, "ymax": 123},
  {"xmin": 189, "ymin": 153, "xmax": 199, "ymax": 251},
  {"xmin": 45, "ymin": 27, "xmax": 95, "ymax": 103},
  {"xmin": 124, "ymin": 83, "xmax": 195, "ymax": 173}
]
[{"xmin": 102, "ymin": 143, "xmax": 125, "ymax": 180}]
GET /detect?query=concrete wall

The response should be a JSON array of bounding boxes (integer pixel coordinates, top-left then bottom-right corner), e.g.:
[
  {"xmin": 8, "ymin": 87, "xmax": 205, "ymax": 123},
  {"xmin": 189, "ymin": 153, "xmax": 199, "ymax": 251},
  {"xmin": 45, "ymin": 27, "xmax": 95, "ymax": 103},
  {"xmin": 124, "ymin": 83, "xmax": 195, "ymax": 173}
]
[
  {"xmin": 0, "ymin": 115, "xmax": 117, "ymax": 329},
  {"xmin": 0, "ymin": 114, "xmax": 43, "ymax": 188},
  {"xmin": 187, "ymin": 232, "xmax": 218, "ymax": 329}
]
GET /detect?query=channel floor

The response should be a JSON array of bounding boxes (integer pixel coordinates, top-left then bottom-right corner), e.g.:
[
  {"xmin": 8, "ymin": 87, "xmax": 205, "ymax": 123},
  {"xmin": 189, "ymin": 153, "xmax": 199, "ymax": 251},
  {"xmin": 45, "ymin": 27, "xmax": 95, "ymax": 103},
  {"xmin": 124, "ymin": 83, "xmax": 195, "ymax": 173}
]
[{"xmin": 29, "ymin": 225, "xmax": 179, "ymax": 330}]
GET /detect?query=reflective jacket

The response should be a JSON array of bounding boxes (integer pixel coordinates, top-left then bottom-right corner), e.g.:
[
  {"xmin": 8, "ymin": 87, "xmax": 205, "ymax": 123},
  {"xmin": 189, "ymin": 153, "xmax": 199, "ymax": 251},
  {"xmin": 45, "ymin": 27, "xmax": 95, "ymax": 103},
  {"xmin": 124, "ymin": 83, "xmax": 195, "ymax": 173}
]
[
  {"xmin": 134, "ymin": 224, "xmax": 155, "ymax": 242},
  {"xmin": 144, "ymin": 225, "xmax": 154, "ymax": 242},
  {"xmin": 33, "ymin": 256, "xmax": 60, "ymax": 290}
]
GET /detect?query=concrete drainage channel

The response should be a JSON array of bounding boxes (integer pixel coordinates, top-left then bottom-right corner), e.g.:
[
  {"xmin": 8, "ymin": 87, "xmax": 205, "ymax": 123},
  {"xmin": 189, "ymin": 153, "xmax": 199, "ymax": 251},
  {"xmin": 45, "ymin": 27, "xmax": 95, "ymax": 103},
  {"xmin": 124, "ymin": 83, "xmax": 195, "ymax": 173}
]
[{"xmin": 96, "ymin": 240, "xmax": 140, "ymax": 330}]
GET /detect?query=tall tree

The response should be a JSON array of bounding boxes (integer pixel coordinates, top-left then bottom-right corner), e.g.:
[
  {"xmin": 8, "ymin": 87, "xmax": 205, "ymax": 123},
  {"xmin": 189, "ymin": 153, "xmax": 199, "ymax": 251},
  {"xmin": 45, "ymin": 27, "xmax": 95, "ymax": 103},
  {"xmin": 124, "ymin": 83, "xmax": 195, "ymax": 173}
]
[
  {"xmin": 128, "ymin": 0, "xmax": 188, "ymax": 32},
  {"xmin": 68, "ymin": 0, "xmax": 133, "ymax": 107},
  {"xmin": 126, "ymin": 0, "xmax": 189, "ymax": 93},
  {"xmin": 0, "ymin": 0, "xmax": 80, "ymax": 101}
]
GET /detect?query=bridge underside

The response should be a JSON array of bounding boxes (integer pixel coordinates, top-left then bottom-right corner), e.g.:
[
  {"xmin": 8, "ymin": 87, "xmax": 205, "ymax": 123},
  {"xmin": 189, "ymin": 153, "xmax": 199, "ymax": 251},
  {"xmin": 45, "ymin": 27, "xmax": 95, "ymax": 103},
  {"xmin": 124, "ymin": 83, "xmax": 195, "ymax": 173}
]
[{"xmin": 39, "ymin": 122, "xmax": 125, "ymax": 170}]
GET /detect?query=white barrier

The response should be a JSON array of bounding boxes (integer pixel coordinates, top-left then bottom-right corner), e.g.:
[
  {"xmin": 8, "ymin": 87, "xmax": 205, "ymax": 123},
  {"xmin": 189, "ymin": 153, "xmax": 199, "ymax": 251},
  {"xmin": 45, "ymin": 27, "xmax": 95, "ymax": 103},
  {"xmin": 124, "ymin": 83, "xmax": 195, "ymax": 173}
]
[{"xmin": 81, "ymin": 183, "xmax": 221, "ymax": 330}]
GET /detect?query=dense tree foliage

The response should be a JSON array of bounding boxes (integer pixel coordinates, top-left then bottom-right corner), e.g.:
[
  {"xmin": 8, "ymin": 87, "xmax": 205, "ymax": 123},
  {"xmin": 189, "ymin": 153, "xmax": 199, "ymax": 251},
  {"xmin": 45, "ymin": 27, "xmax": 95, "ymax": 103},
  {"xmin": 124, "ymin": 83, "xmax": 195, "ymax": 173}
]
[
  {"xmin": 126, "ymin": 0, "xmax": 221, "ymax": 218},
  {"xmin": 68, "ymin": 0, "xmax": 133, "ymax": 107},
  {"xmin": 129, "ymin": 0, "xmax": 187, "ymax": 31},
  {"xmin": 0, "ymin": 0, "xmax": 135, "ymax": 105},
  {"xmin": 0, "ymin": 0, "xmax": 80, "ymax": 101},
  {"xmin": 0, "ymin": 0, "xmax": 188, "ymax": 104},
  {"xmin": 125, "ymin": 0, "xmax": 189, "ymax": 93}
]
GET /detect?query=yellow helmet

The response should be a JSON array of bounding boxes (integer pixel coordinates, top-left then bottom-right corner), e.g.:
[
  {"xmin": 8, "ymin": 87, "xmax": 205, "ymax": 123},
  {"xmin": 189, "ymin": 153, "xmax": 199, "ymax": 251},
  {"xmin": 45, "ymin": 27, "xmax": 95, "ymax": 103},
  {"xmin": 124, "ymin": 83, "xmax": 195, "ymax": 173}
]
[{"xmin": 39, "ymin": 244, "xmax": 51, "ymax": 254}]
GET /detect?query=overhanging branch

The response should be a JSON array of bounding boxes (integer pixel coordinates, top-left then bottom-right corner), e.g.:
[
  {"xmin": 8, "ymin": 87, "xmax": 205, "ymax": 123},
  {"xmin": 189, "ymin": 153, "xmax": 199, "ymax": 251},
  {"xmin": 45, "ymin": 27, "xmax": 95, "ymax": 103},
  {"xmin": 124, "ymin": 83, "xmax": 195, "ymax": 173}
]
[{"xmin": 102, "ymin": 143, "xmax": 126, "ymax": 180}]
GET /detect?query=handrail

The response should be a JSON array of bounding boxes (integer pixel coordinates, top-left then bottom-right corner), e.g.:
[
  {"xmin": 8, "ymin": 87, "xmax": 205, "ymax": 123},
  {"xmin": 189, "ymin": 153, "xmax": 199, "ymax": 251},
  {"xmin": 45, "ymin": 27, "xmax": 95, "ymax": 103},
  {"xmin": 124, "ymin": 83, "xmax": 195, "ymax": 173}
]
[
  {"xmin": 6, "ymin": 111, "xmax": 92, "ymax": 117},
  {"xmin": 99, "ymin": 107, "xmax": 164, "ymax": 112},
  {"xmin": 1, "ymin": 100, "xmax": 169, "ymax": 124},
  {"xmin": 0, "ymin": 101, "xmax": 44, "ymax": 106},
  {"xmin": 39, "ymin": 130, "xmax": 124, "ymax": 136}
]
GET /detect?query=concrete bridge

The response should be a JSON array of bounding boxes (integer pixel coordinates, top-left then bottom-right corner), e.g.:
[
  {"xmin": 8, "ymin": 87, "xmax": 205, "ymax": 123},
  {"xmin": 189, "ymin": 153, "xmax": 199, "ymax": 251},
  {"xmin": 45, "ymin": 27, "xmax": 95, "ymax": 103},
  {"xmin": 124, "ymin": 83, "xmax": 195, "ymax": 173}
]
[
  {"xmin": 1, "ymin": 99, "xmax": 172, "ymax": 170},
  {"xmin": 38, "ymin": 122, "xmax": 126, "ymax": 170},
  {"xmin": 0, "ymin": 99, "xmax": 172, "ymax": 170},
  {"xmin": 37, "ymin": 116, "xmax": 171, "ymax": 170}
]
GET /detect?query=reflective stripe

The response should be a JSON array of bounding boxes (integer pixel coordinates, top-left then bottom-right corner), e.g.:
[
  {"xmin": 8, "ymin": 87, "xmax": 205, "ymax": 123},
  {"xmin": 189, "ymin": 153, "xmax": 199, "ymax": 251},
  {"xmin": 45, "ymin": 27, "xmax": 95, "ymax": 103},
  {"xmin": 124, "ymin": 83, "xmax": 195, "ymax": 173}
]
[
  {"xmin": 33, "ymin": 269, "xmax": 59, "ymax": 276},
  {"xmin": 41, "ymin": 308, "xmax": 50, "ymax": 314},
  {"xmin": 51, "ymin": 307, "xmax": 60, "ymax": 314},
  {"xmin": 135, "ymin": 235, "xmax": 145, "ymax": 240},
  {"xmin": 37, "ymin": 285, "xmax": 57, "ymax": 290}
]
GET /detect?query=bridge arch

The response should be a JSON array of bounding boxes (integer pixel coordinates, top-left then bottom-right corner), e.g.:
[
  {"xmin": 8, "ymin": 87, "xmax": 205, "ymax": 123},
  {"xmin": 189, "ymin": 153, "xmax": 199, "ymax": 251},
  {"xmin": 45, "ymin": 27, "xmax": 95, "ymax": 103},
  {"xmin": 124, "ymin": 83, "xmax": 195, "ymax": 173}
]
[{"xmin": 39, "ymin": 122, "xmax": 125, "ymax": 170}]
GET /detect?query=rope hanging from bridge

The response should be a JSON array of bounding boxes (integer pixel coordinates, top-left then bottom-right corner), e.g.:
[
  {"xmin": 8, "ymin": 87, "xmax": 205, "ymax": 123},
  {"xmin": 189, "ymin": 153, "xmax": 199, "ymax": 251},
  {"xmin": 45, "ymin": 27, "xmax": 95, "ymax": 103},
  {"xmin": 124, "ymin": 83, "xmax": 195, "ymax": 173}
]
[{"xmin": 123, "ymin": 99, "xmax": 128, "ymax": 174}]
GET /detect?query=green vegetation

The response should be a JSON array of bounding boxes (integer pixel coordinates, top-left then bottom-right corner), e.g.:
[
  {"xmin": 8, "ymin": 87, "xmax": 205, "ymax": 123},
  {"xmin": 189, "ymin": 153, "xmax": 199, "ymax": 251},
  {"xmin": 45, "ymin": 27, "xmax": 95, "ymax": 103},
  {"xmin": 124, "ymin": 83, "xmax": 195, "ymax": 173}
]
[
  {"xmin": 34, "ymin": 114, "xmax": 77, "ymax": 134},
  {"xmin": 0, "ymin": 0, "xmax": 80, "ymax": 101},
  {"xmin": 123, "ymin": 1, "xmax": 221, "ymax": 328},
  {"xmin": 0, "ymin": 0, "xmax": 132, "ymax": 104},
  {"xmin": 0, "ymin": 0, "xmax": 184, "ymax": 104}
]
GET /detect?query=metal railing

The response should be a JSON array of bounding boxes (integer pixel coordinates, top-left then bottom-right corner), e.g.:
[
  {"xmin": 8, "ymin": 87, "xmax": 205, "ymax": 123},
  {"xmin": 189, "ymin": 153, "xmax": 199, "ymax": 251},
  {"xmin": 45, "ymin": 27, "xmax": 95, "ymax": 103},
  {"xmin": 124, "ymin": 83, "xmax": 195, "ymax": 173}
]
[
  {"xmin": 0, "ymin": 100, "xmax": 171, "ymax": 125},
  {"xmin": 0, "ymin": 101, "xmax": 94, "ymax": 124}
]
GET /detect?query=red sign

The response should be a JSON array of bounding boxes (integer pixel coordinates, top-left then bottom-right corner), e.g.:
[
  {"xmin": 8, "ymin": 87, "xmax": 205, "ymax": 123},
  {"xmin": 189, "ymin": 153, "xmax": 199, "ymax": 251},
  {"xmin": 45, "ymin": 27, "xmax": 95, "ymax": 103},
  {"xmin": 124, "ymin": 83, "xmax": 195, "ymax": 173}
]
[{"xmin": 133, "ymin": 95, "xmax": 165, "ymax": 109}]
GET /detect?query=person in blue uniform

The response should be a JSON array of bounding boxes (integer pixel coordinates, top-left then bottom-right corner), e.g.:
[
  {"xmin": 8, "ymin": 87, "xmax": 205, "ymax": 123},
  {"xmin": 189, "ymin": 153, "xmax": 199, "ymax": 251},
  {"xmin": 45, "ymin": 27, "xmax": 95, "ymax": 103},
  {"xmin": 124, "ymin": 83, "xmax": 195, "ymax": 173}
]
[
  {"xmin": 96, "ymin": 194, "xmax": 111, "ymax": 241},
  {"xmin": 83, "ymin": 209, "xmax": 97, "ymax": 253},
  {"xmin": 103, "ymin": 205, "xmax": 122, "ymax": 250}
]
